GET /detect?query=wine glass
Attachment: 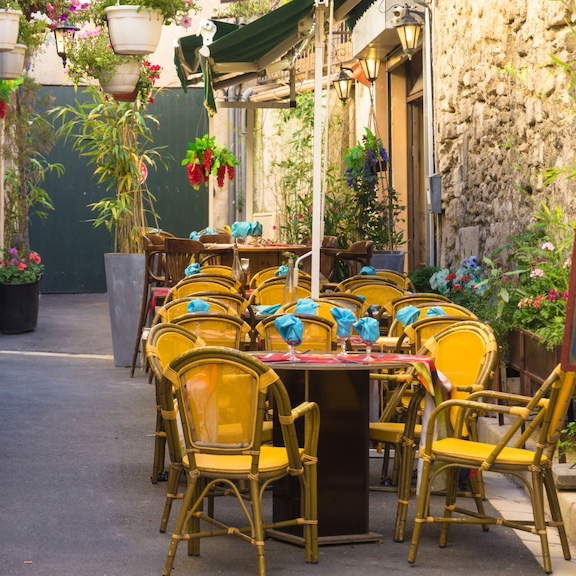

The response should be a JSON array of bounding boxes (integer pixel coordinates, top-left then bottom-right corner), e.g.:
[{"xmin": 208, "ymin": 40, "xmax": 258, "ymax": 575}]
[
  {"xmin": 240, "ymin": 258, "xmax": 250, "ymax": 284},
  {"xmin": 286, "ymin": 339, "xmax": 301, "ymax": 362},
  {"xmin": 337, "ymin": 330, "xmax": 350, "ymax": 357},
  {"xmin": 361, "ymin": 337, "xmax": 375, "ymax": 362}
]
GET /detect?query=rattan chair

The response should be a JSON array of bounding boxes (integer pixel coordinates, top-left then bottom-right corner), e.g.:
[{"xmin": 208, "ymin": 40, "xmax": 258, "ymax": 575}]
[
  {"xmin": 166, "ymin": 277, "xmax": 239, "ymax": 302},
  {"xmin": 371, "ymin": 320, "xmax": 499, "ymax": 542},
  {"xmin": 374, "ymin": 269, "xmax": 415, "ymax": 291},
  {"xmin": 146, "ymin": 323, "xmax": 205, "ymax": 497},
  {"xmin": 255, "ymin": 313, "xmax": 335, "ymax": 352},
  {"xmin": 171, "ymin": 312, "xmax": 251, "ymax": 349},
  {"xmin": 248, "ymin": 281, "xmax": 312, "ymax": 307},
  {"xmin": 318, "ymin": 293, "xmax": 370, "ymax": 319},
  {"xmin": 151, "ymin": 297, "xmax": 233, "ymax": 325},
  {"xmin": 408, "ymin": 365, "xmax": 575, "ymax": 574},
  {"xmin": 160, "ymin": 347, "xmax": 320, "ymax": 576},
  {"xmin": 336, "ymin": 274, "xmax": 400, "ymax": 292}
]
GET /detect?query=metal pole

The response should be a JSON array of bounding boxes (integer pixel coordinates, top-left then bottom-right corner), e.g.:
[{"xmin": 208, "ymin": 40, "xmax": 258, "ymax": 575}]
[{"xmin": 311, "ymin": 2, "xmax": 326, "ymax": 299}]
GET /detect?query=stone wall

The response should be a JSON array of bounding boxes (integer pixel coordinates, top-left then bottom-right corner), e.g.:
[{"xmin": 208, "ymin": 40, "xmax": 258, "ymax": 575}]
[{"xmin": 432, "ymin": 0, "xmax": 576, "ymax": 266}]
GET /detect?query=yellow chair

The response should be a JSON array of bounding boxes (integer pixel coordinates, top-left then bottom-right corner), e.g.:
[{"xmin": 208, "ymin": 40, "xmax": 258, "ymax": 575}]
[
  {"xmin": 199, "ymin": 264, "xmax": 235, "ymax": 276},
  {"xmin": 248, "ymin": 282, "xmax": 312, "ymax": 307},
  {"xmin": 164, "ymin": 238, "xmax": 207, "ymax": 286},
  {"xmin": 160, "ymin": 347, "xmax": 320, "ymax": 576},
  {"xmin": 171, "ymin": 312, "xmax": 252, "ymax": 350},
  {"xmin": 145, "ymin": 323, "xmax": 205, "ymax": 530},
  {"xmin": 370, "ymin": 320, "xmax": 499, "ymax": 542},
  {"xmin": 152, "ymin": 297, "xmax": 232, "ymax": 325},
  {"xmin": 382, "ymin": 292, "xmax": 452, "ymax": 322},
  {"xmin": 249, "ymin": 266, "xmax": 311, "ymax": 289},
  {"xmin": 408, "ymin": 365, "xmax": 575, "ymax": 574},
  {"xmin": 318, "ymin": 293, "xmax": 370, "ymax": 319},
  {"xmin": 166, "ymin": 278, "xmax": 238, "ymax": 302},
  {"xmin": 175, "ymin": 272, "xmax": 243, "ymax": 292},
  {"xmin": 375, "ymin": 269, "xmax": 415, "ymax": 291},
  {"xmin": 255, "ymin": 313, "xmax": 335, "ymax": 352},
  {"xmin": 174, "ymin": 290, "xmax": 250, "ymax": 318},
  {"xmin": 279, "ymin": 299, "xmax": 342, "ymax": 337},
  {"xmin": 336, "ymin": 274, "xmax": 401, "ymax": 293}
]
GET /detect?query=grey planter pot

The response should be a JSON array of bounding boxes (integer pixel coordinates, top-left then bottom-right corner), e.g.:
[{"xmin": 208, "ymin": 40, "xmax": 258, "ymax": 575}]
[
  {"xmin": 104, "ymin": 253, "xmax": 145, "ymax": 367},
  {"xmin": 370, "ymin": 251, "xmax": 405, "ymax": 273}
]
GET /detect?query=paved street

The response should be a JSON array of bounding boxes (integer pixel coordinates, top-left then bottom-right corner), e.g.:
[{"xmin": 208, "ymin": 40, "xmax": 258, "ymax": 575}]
[{"xmin": 0, "ymin": 294, "xmax": 574, "ymax": 576}]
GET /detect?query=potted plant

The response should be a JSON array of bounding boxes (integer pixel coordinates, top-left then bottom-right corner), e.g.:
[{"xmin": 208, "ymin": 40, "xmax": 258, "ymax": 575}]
[
  {"xmin": 344, "ymin": 127, "xmax": 405, "ymax": 272},
  {"xmin": 86, "ymin": 0, "xmax": 198, "ymax": 55},
  {"xmin": 0, "ymin": 244, "xmax": 43, "ymax": 333},
  {"xmin": 66, "ymin": 28, "xmax": 142, "ymax": 93},
  {"xmin": 51, "ymin": 85, "xmax": 169, "ymax": 366},
  {"xmin": 182, "ymin": 133, "xmax": 239, "ymax": 190},
  {"xmin": 0, "ymin": 0, "xmax": 22, "ymax": 52},
  {"xmin": 0, "ymin": 75, "xmax": 64, "ymax": 333}
]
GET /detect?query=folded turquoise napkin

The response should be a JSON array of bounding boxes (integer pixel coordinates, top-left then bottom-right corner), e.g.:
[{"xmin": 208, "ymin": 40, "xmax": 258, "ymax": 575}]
[
  {"xmin": 330, "ymin": 307, "xmax": 356, "ymax": 338},
  {"xmin": 396, "ymin": 305, "xmax": 420, "ymax": 326},
  {"xmin": 295, "ymin": 298, "xmax": 319, "ymax": 315},
  {"xmin": 273, "ymin": 314, "xmax": 303, "ymax": 346},
  {"xmin": 353, "ymin": 317, "xmax": 379, "ymax": 344},
  {"xmin": 251, "ymin": 221, "xmax": 263, "ymax": 236},
  {"xmin": 189, "ymin": 231, "xmax": 201, "ymax": 240},
  {"xmin": 425, "ymin": 306, "xmax": 448, "ymax": 317},
  {"xmin": 360, "ymin": 266, "xmax": 376, "ymax": 275},
  {"xmin": 231, "ymin": 221, "xmax": 252, "ymax": 239},
  {"xmin": 254, "ymin": 304, "xmax": 282, "ymax": 315},
  {"xmin": 274, "ymin": 265, "xmax": 289, "ymax": 277},
  {"xmin": 186, "ymin": 299, "xmax": 211, "ymax": 313},
  {"xmin": 184, "ymin": 263, "xmax": 201, "ymax": 276}
]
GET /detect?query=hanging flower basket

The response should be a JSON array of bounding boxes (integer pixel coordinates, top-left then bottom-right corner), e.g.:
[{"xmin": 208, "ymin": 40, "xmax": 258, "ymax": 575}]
[
  {"xmin": 182, "ymin": 134, "xmax": 239, "ymax": 190},
  {"xmin": 100, "ymin": 61, "xmax": 141, "ymax": 94},
  {"xmin": 0, "ymin": 43, "xmax": 25, "ymax": 80},
  {"xmin": 0, "ymin": 9, "xmax": 21, "ymax": 53},
  {"xmin": 105, "ymin": 6, "xmax": 164, "ymax": 55}
]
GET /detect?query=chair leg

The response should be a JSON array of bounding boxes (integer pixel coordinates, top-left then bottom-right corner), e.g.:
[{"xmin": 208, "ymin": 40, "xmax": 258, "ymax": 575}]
[
  {"xmin": 131, "ymin": 283, "xmax": 150, "ymax": 377},
  {"xmin": 468, "ymin": 470, "xmax": 489, "ymax": 532},
  {"xmin": 163, "ymin": 473, "xmax": 198, "ymax": 576},
  {"xmin": 303, "ymin": 462, "xmax": 319, "ymax": 563},
  {"xmin": 439, "ymin": 467, "xmax": 459, "ymax": 548},
  {"xmin": 160, "ymin": 462, "xmax": 183, "ymax": 533},
  {"xmin": 543, "ymin": 467, "xmax": 571, "ymax": 561},
  {"xmin": 408, "ymin": 456, "xmax": 433, "ymax": 564},
  {"xmin": 531, "ymin": 469, "xmax": 554, "ymax": 574},
  {"xmin": 249, "ymin": 478, "xmax": 266, "ymax": 576},
  {"xmin": 152, "ymin": 408, "xmax": 167, "ymax": 484},
  {"xmin": 394, "ymin": 437, "xmax": 414, "ymax": 542}
]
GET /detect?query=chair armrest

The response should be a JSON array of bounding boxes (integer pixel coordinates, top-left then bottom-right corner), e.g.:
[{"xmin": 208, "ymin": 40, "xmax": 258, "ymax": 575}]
[{"xmin": 291, "ymin": 401, "xmax": 321, "ymax": 458}]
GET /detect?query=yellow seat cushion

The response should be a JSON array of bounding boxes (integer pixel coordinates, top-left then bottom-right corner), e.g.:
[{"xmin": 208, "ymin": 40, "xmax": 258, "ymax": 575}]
[
  {"xmin": 370, "ymin": 422, "xmax": 422, "ymax": 443},
  {"xmin": 183, "ymin": 446, "xmax": 304, "ymax": 475},
  {"xmin": 432, "ymin": 438, "xmax": 548, "ymax": 467}
]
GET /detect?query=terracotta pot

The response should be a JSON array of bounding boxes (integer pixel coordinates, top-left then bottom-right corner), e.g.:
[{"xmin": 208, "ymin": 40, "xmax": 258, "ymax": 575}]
[
  {"xmin": 105, "ymin": 6, "xmax": 164, "ymax": 56},
  {"xmin": 0, "ymin": 9, "xmax": 22, "ymax": 53},
  {"xmin": 0, "ymin": 43, "xmax": 25, "ymax": 80},
  {"xmin": 100, "ymin": 61, "xmax": 141, "ymax": 94},
  {"xmin": 112, "ymin": 89, "xmax": 138, "ymax": 102}
]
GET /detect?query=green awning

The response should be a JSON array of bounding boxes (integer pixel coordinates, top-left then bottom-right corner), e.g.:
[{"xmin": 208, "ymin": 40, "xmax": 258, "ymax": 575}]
[{"xmin": 175, "ymin": 0, "xmax": 316, "ymax": 114}]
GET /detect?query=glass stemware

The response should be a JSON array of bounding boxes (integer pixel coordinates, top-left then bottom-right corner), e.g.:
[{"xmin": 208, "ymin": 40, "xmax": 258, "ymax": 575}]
[
  {"xmin": 361, "ymin": 339, "xmax": 375, "ymax": 362},
  {"xmin": 337, "ymin": 335, "xmax": 349, "ymax": 357},
  {"xmin": 286, "ymin": 339, "xmax": 301, "ymax": 362}
]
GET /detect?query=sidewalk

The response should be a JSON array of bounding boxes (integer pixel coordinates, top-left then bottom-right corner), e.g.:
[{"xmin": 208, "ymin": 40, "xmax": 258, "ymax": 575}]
[{"xmin": 0, "ymin": 293, "xmax": 575, "ymax": 575}]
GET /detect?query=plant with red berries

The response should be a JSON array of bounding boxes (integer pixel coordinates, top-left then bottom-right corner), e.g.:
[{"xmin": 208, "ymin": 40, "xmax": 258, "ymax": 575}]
[{"xmin": 182, "ymin": 134, "xmax": 239, "ymax": 190}]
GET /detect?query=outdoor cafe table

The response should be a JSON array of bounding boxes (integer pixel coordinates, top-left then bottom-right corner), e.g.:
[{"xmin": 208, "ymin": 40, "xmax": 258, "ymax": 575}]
[
  {"xmin": 203, "ymin": 243, "xmax": 310, "ymax": 280},
  {"xmin": 252, "ymin": 351, "xmax": 438, "ymax": 546}
]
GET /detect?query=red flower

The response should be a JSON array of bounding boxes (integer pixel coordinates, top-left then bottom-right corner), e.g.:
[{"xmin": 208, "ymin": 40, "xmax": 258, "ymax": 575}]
[
  {"xmin": 30, "ymin": 252, "xmax": 41, "ymax": 265},
  {"xmin": 446, "ymin": 273, "xmax": 457, "ymax": 281},
  {"xmin": 203, "ymin": 149, "xmax": 213, "ymax": 177},
  {"xmin": 216, "ymin": 165, "xmax": 226, "ymax": 188}
]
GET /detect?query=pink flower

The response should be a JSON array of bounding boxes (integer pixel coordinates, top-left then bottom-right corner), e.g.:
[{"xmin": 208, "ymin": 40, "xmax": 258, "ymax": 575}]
[
  {"xmin": 30, "ymin": 252, "xmax": 41, "ymax": 265},
  {"xmin": 17, "ymin": 262, "xmax": 27, "ymax": 271},
  {"xmin": 180, "ymin": 16, "xmax": 192, "ymax": 28},
  {"xmin": 541, "ymin": 241, "xmax": 555, "ymax": 251},
  {"xmin": 530, "ymin": 268, "xmax": 545, "ymax": 278}
]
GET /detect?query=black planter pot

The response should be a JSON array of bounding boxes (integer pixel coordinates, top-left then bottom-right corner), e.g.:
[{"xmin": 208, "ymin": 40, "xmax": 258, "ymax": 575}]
[{"xmin": 0, "ymin": 277, "xmax": 41, "ymax": 334}]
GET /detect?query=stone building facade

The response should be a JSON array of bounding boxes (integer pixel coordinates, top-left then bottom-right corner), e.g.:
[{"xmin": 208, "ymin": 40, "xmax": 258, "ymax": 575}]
[{"xmin": 431, "ymin": 0, "xmax": 576, "ymax": 266}]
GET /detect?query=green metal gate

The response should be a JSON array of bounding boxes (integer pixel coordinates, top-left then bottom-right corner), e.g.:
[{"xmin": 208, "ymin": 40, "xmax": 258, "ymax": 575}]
[{"xmin": 30, "ymin": 87, "xmax": 208, "ymax": 293}]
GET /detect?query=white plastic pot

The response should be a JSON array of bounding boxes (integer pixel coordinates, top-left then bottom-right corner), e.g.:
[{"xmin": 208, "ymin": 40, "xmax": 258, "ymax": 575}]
[
  {"xmin": 0, "ymin": 9, "xmax": 22, "ymax": 52},
  {"xmin": 105, "ymin": 5, "xmax": 164, "ymax": 56},
  {"xmin": 100, "ymin": 61, "xmax": 141, "ymax": 94},
  {"xmin": 0, "ymin": 43, "xmax": 25, "ymax": 80}
]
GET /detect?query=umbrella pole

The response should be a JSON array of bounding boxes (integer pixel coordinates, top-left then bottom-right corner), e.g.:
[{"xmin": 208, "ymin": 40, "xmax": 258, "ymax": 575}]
[{"xmin": 311, "ymin": 3, "xmax": 326, "ymax": 299}]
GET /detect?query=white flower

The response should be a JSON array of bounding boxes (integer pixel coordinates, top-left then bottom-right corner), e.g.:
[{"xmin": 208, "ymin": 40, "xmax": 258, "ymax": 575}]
[
  {"xmin": 530, "ymin": 268, "xmax": 545, "ymax": 278},
  {"xmin": 541, "ymin": 241, "xmax": 555, "ymax": 251}
]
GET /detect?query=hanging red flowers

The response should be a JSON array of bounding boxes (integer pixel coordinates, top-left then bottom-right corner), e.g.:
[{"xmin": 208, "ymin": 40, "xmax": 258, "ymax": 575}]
[{"xmin": 182, "ymin": 134, "xmax": 239, "ymax": 190}]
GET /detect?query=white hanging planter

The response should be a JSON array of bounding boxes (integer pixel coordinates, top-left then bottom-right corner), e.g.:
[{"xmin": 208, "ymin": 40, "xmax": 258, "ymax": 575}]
[
  {"xmin": 105, "ymin": 6, "xmax": 164, "ymax": 56},
  {"xmin": 100, "ymin": 61, "xmax": 141, "ymax": 94},
  {"xmin": 0, "ymin": 43, "xmax": 26, "ymax": 80},
  {"xmin": 0, "ymin": 9, "xmax": 22, "ymax": 53}
]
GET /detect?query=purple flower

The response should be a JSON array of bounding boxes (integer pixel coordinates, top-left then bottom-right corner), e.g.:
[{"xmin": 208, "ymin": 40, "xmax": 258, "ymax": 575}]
[{"xmin": 9, "ymin": 248, "xmax": 18, "ymax": 255}]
